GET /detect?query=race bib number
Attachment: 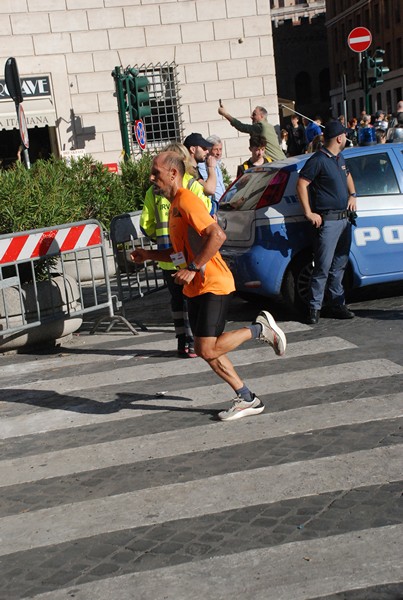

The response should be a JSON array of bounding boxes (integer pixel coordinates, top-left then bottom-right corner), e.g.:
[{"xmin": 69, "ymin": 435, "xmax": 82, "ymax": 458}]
[{"xmin": 170, "ymin": 251, "xmax": 187, "ymax": 269}]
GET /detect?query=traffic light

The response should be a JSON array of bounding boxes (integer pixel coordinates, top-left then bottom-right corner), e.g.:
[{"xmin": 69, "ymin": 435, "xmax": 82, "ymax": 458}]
[
  {"xmin": 125, "ymin": 68, "xmax": 151, "ymax": 122},
  {"xmin": 371, "ymin": 48, "xmax": 389, "ymax": 88},
  {"xmin": 360, "ymin": 49, "xmax": 389, "ymax": 93},
  {"xmin": 366, "ymin": 55, "xmax": 377, "ymax": 89}
]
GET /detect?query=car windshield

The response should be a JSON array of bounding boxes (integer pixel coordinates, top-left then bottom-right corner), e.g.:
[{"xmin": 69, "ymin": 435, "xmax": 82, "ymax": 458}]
[{"xmin": 219, "ymin": 168, "xmax": 281, "ymax": 211}]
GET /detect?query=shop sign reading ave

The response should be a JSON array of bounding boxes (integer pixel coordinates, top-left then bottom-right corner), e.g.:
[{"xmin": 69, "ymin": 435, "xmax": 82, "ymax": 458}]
[{"xmin": 0, "ymin": 75, "xmax": 52, "ymax": 101}]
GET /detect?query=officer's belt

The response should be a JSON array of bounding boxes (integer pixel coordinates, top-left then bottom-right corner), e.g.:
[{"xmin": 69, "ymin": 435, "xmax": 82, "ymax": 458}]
[{"xmin": 319, "ymin": 210, "xmax": 348, "ymax": 221}]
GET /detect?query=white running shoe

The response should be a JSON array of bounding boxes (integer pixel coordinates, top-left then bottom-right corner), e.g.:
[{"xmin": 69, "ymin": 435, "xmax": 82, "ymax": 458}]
[
  {"xmin": 218, "ymin": 395, "xmax": 264, "ymax": 421},
  {"xmin": 254, "ymin": 310, "xmax": 287, "ymax": 356}
]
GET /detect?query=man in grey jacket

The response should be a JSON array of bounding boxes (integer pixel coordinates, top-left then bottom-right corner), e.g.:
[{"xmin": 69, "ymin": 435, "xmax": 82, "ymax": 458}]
[{"xmin": 218, "ymin": 104, "xmax": 284, "ymax": 162}]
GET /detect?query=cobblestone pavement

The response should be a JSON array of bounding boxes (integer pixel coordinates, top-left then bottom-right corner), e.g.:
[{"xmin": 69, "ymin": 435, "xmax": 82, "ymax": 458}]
[{"xmin": 0, "ymin": 285, "xmax": 402, "ymax": 600}]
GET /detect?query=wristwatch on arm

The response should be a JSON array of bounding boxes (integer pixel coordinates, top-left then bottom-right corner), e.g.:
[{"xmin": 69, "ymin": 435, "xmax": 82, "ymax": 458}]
[{"xmin": 187, "ymin": 262, "xmax": 200, "ymax": 272}]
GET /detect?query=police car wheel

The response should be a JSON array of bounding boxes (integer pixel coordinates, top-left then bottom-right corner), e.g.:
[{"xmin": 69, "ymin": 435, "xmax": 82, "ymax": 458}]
[{"xmin": 282, "ymin": 251, "xmax": 314, "ymax": 313}]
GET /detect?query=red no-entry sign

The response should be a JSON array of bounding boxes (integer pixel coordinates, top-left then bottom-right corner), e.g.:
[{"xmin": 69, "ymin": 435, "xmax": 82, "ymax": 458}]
[{"xmin": 348, "ymin": 27, "xmax": 372, "ymax": 53}]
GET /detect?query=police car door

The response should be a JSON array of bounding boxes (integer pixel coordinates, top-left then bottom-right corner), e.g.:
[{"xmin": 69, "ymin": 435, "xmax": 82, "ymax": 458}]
[{"xmin": 345, "ymin": 146, "xmax": 403, "ymax": 277}]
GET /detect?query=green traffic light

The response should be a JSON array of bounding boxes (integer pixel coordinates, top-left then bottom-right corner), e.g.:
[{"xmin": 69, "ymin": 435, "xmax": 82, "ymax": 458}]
[{"xmin": 372, "ymin": 48, "xmax": 389, "ymax": 87}]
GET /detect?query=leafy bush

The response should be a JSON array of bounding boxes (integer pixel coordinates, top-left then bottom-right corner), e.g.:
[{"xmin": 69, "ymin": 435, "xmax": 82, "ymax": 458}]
[{"xmin": 0, "ymin": 153, "xmax": 156, "ymax": 236}]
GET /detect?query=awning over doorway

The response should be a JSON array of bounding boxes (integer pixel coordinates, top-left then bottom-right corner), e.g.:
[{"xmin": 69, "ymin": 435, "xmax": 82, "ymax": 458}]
[{"xmin": 0, "ymin": 98, "xmax": 57, "ymax": 131}]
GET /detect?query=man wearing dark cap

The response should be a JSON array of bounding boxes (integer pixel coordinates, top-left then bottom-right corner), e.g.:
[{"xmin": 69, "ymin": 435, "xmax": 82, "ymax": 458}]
[
  {"xmin": 183, "ymin": 133, "xmax": 217, "ymax": 197},
  {"xmin": 296, "ymin": 120, "xmax": 358, "ymax": 324}
]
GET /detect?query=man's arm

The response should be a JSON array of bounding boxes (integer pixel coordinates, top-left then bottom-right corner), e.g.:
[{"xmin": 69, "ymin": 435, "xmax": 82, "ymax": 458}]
[
  {"xmin": 218, "ymin": 104, "xmax": 258, "ymax": 135},
  {"xmin": 173, "ymin": 222, "xmax": 226, "ymax": 285},
  {"xmin": 130, "ymin": 246, "xmax": 173, "ymax": 264},
  {"xmin": 198, "ymin": 155, "xmax": 217, "ymax": 196},
  {"xmin": 346, "ymin": 173, "xmax": 357, "ymax": 211},
  {"xmin": 296, "ymin": 177, "xmax": 322, "ymax": 228}
]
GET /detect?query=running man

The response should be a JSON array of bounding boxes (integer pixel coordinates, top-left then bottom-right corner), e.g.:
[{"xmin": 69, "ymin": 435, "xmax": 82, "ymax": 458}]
[{"xmin": 131, "ymin": 151, "xmax": 286, "ymax": 421}]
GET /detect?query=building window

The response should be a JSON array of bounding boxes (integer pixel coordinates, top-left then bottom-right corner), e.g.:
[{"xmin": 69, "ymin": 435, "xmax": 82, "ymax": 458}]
[
  {"xmin": 386, "ymin": 42, "xmax": 392, "ymax": 70},
  {"xmin": 374, "ymin": 3, "xmax": 380, "ymax": 33},
  {"xmin": 376, "ymin": 92, "xmax": 382, "ymax": 112},
  {"xmin": 319, "ymin": 68, "xmax": 330, "ymax": 102},
  {"xmin": 396, "ymin": 38, "xmax": 403, "ymax": 67},
  {"xmin": 351, "ymin": 98, "xmax": 356, "ymax": 119},
  {"xmin": 133, "ymin": 62, "xmax": 184, "ymax": 154},
  {"xmin": 386, "ymin": 90, "xmax": 392, "ymax": 114},
  {"xmin": 295, "ymin": 72, "xmax": 312, "ymax": 104},
  {"xmin": 385, "ymin": 1, "xmax": 390, "ymax": 28}
]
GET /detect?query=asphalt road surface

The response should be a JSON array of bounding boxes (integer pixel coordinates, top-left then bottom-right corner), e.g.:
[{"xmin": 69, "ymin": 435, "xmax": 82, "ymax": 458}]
[{"xmin": 0, "ymin": 284, "xmax": 402, "ymax": 600}]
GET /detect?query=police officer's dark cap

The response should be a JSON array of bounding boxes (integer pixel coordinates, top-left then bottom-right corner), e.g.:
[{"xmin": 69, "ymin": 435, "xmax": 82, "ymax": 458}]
[
  {"xmin": 183, "ymin": 133, "xmax": 213, "ymax": 149},
  {"xmin": 323, "ymin": 120, "xmax": 348, "ymax": 140}
]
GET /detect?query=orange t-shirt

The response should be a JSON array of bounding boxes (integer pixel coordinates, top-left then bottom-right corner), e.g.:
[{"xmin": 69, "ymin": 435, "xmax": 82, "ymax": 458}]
[{"xmin": 168, "ymin": 188, "xmax": 235, "ymax": 298}]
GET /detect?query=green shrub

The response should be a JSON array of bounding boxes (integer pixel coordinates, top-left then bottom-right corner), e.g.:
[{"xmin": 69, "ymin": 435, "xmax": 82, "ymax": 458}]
[{"xmin": 0, "ymin": 153, "xmax": 157, "ymax": 236}]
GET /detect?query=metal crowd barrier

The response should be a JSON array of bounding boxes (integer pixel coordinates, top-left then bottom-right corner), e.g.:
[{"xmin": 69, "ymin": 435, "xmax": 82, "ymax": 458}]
[
  {"xmin": 0, "ymin": 220, "xmax": 136, "ymax": 351},
  {"xmin": 109, "ymin": 211, "xmax": 166, "ymax": 316}
]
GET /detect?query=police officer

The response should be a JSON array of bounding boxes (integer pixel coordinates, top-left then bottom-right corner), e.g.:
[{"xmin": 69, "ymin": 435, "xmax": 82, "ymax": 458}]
[{"xmin": 296, "ymin": 120, "xmax": 357, "ymax": 324}]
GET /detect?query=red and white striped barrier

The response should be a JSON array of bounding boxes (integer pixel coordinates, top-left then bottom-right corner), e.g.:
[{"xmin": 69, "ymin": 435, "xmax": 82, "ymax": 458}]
[{"xmin": 0, "ymin": 222, "xmax": 102, "ymax": 265}]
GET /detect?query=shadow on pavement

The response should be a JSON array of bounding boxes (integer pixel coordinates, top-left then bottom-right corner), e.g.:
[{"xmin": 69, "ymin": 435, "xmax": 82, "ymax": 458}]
[{"xmin": 3, "ymin": 389, "xmax": 220, "ymax": 418}]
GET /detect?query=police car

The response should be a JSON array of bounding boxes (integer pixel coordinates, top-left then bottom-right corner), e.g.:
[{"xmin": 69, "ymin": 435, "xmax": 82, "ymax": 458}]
[{"xmin": 217, "ymin": 143, "xmax": 403, "ymax": 311}]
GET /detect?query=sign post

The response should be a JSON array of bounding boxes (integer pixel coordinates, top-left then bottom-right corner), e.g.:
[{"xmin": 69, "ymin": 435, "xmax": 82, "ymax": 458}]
[
  {"xmin": 347, "ymin": 27, "xmax": 372, "ymax": 115},
  {"xmin": 4, "ymin": 57, "xmax": 30, "ymax": 168}
]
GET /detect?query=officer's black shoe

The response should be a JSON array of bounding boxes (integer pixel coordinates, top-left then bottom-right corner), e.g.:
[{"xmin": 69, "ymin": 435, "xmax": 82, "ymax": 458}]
[
  {"xmin": 308, "ymin": 309, "xmax": 320, "ymax": 324},
  {"xmin": 326, "ymin": 305, "xmax": 355, "ymax": 319}
]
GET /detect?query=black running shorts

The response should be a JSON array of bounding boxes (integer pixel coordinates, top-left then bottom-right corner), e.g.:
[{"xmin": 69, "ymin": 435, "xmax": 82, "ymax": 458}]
[{"xmin": 187, "ymin": 293, "xmax": 232, "ymax": 338}]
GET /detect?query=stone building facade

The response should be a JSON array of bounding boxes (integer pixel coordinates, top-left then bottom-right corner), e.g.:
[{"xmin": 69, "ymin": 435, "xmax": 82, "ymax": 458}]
[
  {"xmin": 269, "ymin": 1, "xmax": 330, "ymax": 124},
  {"xmin": 0, "ymin": 0, "xmax": 279, "ymax": 176},
  {"xmin": 326, "ymin": 0, "xmax": 403, "ymax": 119}
]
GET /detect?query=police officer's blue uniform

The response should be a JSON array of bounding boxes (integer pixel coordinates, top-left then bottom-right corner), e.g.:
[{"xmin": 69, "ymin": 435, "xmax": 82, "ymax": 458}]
[{"xmin": 299, "ymin": 147, "xmax": 353, "ymax": 312}]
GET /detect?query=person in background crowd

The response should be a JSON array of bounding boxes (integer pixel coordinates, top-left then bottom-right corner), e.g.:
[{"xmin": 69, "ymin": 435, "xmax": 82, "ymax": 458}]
[
  {"xmin": 360, "ymin": 114, "xmax": 372, "ymax": 127},
  {"xmin": 346, "ymin": 118, "xmax": 358, "ymax": 146},
  {"xmin": 236, "ymin": 135, "xmax": 271, "ymax": 178},
  {"xmin": 387, "ymin": 110, "xmax": 403, "ymax": 143},
  {"xmin": 387, "ymin": 100, "xmax": 403, "ymax": 129},
  {"xmin": 140, "ymin": 142, "xmax": 211, "ymax": 359},
  {"xmin": 297, "ymin": 120, "xmax": 357, "ymax": 325},
  {"xmin": 198, "ymin": 134, "xmax": 226, "ymax": 215},
  {"xmin": 306, "ymin": 133, "xmax": 325, "ymax": 153},
  {"xmin": 285, "ymin": 115, "xmax": 307, "ymax": 156},
  {"xmin": 183, "ymin": 133, "xmax": 217, "ymax": 199},
  {"xmin": 305, "ymin": 116, "xmax": 323, "ymax": 144},
  {"xmin": 374, "ymin": 110, "xmax": 388, "ymax": 130},
  {"xmin": 131, "ymin": 151, "xmax": 287, "ymax": 422},
  {"xmin": 358, "ymin": 114, "xmax": 376, "ymax": 145},
  {"xmin": 280, "ymin": 129, "xmax": 288, "ymax": 153},
  {"xmin": 376, "ymin": 128, "xmax": 387, "ymax": 144},
  {"xmin": 218, "ymin": 103, "xmax": 285, "ymax": 162},
  {"xmin": 338, "ymin": 115, "xmax": 346, "ymax": 126}
]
